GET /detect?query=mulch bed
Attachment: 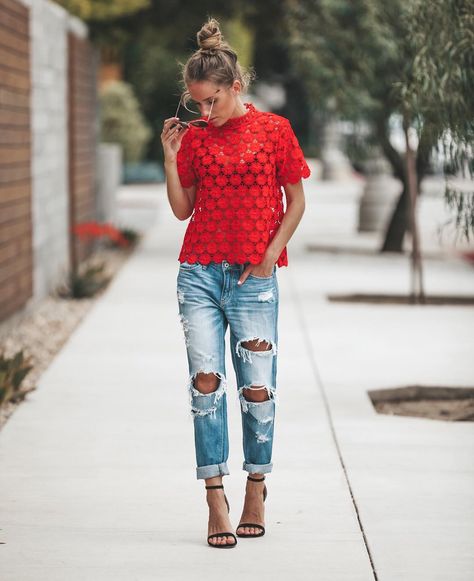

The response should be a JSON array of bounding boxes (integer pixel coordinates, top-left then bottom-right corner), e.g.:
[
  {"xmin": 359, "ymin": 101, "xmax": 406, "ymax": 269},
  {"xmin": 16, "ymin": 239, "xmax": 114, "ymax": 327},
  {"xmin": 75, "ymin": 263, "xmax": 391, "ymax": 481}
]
[{"xmin": 368, "ymin": 386, "xmax": 474, "ymax": 421}]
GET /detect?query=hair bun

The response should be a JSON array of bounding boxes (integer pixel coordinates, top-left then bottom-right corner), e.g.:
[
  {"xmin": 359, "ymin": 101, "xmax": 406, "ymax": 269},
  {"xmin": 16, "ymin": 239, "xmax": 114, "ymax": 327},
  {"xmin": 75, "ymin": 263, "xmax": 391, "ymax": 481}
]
[{"xmin": 197, "ymin": 17, "xmax": 224, "ymax": 51}]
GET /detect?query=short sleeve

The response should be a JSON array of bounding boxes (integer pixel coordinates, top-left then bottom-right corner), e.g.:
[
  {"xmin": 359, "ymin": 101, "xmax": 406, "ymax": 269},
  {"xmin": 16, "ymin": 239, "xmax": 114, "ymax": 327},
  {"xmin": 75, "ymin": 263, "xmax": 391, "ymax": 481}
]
[
  {"xmin": 176, "ymin": 129, "xmax": 196, "ymax": 188},
  {"xmin": 275, "ymin": 118, "xmax": 311, "ymax": 187}
]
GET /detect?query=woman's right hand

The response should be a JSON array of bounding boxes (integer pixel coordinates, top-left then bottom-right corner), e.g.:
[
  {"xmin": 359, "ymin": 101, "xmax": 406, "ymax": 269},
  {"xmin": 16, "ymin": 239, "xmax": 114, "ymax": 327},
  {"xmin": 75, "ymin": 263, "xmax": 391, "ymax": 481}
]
[{"xmin": 161, "ymin": 118, "xmax": 189, "ymax": 163}]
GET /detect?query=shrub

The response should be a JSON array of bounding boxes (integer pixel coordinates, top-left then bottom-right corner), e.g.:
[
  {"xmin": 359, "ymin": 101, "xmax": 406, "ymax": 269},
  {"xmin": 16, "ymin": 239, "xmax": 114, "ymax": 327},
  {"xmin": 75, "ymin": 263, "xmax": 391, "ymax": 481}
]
[
  {"xmin": 0, "ymin": 350, "xmax": 34, "ymax": 407},
  {"xmin": 100, "ymin": 80, "xmax": 151, "ymax": 163}
]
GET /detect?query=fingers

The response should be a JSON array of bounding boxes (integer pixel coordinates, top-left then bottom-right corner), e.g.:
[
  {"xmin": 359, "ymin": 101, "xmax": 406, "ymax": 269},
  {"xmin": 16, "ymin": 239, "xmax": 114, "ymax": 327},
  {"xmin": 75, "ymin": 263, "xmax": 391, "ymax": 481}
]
[
  {"xmin": 161, "ymin": 119, "xmax": 188, "ymax": 144},
  {"xmin": 238, "ymin": 263, "xmax": 274, "ymax": 285},
  {"xmin": 237, "ymin": 266, "xmax": 252, "ymax": 286},
  {"xmin": 162, "ymin": 125, "xmax": 182, "ymax": 143},
  {"xmin": 162, "ymin": 117, "xmax": 179, "ymax": 129}
]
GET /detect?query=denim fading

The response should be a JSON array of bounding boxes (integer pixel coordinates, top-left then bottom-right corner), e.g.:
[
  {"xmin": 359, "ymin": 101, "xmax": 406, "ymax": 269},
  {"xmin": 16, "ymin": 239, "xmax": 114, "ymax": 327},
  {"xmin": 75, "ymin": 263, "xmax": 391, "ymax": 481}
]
[{"xmin": 176, "ymin": 259, "xmax": 279, "ymax": 480}]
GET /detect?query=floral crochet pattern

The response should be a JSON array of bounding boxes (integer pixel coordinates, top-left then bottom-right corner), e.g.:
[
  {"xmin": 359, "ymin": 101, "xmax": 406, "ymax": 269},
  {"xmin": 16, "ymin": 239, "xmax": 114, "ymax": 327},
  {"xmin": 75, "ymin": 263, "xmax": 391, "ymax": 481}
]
[{"xmin": 177, "ymin": 103, "xmax": 311, "ymax": 266}]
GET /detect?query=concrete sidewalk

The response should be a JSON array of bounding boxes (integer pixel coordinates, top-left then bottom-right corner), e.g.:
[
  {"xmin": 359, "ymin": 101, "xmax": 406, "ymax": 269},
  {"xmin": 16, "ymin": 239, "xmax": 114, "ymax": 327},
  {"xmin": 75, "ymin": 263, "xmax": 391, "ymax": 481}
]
[{"xmin": 0, "ymin": 179, "xmax": 473, "ymax": 580}]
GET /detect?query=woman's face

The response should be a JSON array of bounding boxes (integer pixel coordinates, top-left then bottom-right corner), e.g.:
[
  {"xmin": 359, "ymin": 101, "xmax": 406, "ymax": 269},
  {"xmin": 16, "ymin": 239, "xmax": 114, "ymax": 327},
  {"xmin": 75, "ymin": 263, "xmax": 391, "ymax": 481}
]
[{"xmin": 186, "ymin": 80, "xmax": 242, "ymax": 128}]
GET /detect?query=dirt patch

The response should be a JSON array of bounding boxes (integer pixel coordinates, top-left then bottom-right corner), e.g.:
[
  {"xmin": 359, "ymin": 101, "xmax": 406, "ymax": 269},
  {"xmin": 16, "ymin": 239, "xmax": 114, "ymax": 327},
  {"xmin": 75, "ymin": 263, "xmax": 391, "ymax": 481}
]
[
  {"xmin": 368, "ymin": 385, "xmax": 474, "ymax": 421},
  {"xmin": 328, "ymin": 293, "xmax": 474, "ymax": 306}
]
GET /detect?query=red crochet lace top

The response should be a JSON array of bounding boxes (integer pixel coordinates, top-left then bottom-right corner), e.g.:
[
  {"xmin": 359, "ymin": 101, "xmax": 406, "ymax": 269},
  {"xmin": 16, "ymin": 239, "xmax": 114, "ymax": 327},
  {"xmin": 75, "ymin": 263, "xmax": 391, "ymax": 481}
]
[{"xmin": 176, "ymin": 102, "xmax": 311, "ymax": 267}]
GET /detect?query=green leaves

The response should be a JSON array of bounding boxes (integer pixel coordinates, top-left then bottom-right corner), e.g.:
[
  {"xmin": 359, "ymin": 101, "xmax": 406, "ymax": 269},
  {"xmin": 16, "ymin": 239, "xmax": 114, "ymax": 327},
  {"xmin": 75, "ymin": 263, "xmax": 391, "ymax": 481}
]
[
  {"xmin": 53, "ymin": 0, "xmax": 150, "ymax": 22},
  {"xmin": 400, "ymin": 0, "xmax": 474, "ymax": 240},
  {"xmin": 0, "ymin": 350, "xmax": 34, "ymax": 407},
  {"xmin": 100, "ymin": 81, "xmax": 152, "ymax": 163}
]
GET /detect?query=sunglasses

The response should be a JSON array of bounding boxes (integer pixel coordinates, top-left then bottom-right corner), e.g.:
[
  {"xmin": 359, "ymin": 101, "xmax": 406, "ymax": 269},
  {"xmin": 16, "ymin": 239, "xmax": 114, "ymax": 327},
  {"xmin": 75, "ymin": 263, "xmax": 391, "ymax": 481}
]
[{"xmin": 173, "ymin": 89, "xmax": 220, "ymax": 128}]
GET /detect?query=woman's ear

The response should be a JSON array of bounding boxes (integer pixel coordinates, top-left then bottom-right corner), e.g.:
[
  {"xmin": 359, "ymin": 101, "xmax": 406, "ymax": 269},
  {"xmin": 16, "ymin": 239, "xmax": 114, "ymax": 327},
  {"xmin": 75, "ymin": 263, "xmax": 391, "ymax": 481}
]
[{"xmin": 232, "ymin": 79, "xmax": 242, "ymax": 94}]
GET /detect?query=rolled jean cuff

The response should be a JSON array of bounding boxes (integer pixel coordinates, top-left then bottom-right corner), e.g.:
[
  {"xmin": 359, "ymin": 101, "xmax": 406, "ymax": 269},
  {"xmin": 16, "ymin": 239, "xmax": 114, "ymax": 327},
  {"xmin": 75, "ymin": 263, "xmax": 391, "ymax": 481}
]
[
  {"xmin": 196, "ymin": 462, "xmax": 230, "ymax": 480},
  {"xmin": 243, "ymin": 462, "xmax": 273, "ymax": 474}
]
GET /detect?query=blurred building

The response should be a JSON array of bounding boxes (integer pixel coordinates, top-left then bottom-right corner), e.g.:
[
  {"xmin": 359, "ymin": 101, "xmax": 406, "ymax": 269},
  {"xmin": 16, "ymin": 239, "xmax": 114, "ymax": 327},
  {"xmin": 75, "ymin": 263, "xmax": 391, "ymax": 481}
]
[{"xmin": 0, "ymin": 0, "xmax": 99, "ymax": 323}]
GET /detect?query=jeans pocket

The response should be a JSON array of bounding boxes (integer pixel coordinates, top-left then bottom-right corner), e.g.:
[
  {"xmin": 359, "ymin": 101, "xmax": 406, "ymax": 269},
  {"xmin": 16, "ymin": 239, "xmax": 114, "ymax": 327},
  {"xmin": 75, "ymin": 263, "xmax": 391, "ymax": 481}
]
[
  {"xmin": 179, "ymin": 261, "xmax": 201, "ymax": 272},
  {"xmin": 248, "ymin": 266, "xmax": 275, "ymax": 280}
]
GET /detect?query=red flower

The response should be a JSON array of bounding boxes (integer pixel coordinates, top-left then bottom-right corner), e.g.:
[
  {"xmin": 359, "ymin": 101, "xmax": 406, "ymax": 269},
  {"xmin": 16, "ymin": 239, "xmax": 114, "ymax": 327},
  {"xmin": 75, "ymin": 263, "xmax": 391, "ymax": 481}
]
[
  {"xmin": 216, "ymin": 175, "xmax": 228, "ymax": 187},
  {"xmin": 199, "ymin": 253, "xmax": 211, "ymax": 264},
  {"xmin": 214, "ymin": 231, "xmax": 225, "ymax": 243},
  {"xmin": 249, "ymin": 208, "xmax": 261, "ymax": 220},
  {"xmin": 242, "ymin": 242, "xmax": 254, "ymax": 255},
  {"xmin": 73, "ymin": 221, "xmax": 129, "ymax": 247},
  {"xmin": 230, "ymin": 174, "xmax": 242, "ymax": 186},
  {"xmin": 207, "ymin": 242, "xmax": 217, "ymax": 254},
  {"xmin": 243, "ymin": 174, "xmax": 255, "ymax": 186}
]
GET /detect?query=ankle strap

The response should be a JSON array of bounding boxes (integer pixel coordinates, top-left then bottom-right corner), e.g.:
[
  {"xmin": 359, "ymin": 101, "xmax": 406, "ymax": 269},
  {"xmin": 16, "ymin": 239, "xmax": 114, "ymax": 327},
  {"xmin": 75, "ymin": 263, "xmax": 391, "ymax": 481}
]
[
  {"xmin": 205, "ymin": 484, "xmax": 224, "ymax": 489},
  {"xmin": 247, "ymin": 475, "xmax": 265, "ymax": 482}
]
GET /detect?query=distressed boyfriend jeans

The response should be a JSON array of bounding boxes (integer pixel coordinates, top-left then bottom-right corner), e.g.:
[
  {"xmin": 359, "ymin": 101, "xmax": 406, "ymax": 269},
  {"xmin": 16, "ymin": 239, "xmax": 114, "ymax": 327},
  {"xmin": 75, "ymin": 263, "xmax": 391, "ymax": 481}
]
[{"xmin": 177, "ymin": 259, "xmax": 279, "ymax": 480}]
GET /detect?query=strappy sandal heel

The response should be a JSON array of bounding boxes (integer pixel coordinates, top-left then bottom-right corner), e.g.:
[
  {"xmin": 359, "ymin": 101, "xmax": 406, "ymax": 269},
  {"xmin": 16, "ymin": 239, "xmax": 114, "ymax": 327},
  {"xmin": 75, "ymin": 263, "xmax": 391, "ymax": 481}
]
[
  {"xmin": 205, "ymin": 484, "xmax": 237, "ymax": 548},
  {"xmin": 236, "ymin": 475, "xmax": 267, "ymax": 538}
]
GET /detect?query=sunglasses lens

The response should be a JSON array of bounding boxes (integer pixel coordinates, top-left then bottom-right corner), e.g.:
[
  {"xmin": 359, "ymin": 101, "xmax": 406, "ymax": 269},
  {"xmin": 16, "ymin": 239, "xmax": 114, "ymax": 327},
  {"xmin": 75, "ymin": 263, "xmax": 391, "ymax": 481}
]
[
  {"xmin": 171, "ymin": 120, "xmax": 188, "ymax": 129},
  {"xmin": 189, "ymin": 120, "xmax": 208, "ymax": 127}
]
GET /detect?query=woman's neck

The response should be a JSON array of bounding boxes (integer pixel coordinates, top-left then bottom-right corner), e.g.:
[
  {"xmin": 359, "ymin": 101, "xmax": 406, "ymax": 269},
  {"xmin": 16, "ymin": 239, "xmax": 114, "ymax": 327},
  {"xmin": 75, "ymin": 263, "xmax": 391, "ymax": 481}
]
[{"xmin": 230, "ymin": 98, "xmax": 247, "ymax": 119}]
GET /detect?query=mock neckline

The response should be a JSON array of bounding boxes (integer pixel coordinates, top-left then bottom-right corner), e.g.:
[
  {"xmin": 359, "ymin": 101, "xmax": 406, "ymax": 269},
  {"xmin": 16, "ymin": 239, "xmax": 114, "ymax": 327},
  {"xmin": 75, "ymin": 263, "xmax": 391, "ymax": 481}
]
[{"xmin": 208, "ymin": 102, "xmax": 257, "ymax": 132}]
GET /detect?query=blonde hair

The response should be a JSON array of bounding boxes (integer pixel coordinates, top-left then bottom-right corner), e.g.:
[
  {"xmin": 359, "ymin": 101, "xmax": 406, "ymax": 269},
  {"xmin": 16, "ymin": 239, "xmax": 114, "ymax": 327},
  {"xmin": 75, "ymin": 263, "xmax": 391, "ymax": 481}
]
[{"xmin": 181, "ymin": 17, "xmax": 255, "ymax": 102}]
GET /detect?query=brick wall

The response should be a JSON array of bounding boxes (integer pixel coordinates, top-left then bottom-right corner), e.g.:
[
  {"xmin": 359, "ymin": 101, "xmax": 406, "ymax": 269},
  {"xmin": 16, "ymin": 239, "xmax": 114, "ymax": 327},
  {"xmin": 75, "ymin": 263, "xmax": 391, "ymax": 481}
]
[
  {"xmin": 0, "ymin": 0, "xmax": 99, "ymax": 324},
  {"xmin": 0, "ymin": 0, "xmax": 33, "ymax": 321},
  {"xmin": 68, "ymin": 32, "xmax": 97, "ymax": 271}
]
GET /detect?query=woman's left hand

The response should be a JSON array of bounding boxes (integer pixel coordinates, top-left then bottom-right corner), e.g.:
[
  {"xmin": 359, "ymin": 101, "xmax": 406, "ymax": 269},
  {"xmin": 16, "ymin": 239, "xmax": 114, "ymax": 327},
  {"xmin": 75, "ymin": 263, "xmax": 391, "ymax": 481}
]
[{"xmin": 238, "ymin": 257, "xmax": 276, "ymax": 286}]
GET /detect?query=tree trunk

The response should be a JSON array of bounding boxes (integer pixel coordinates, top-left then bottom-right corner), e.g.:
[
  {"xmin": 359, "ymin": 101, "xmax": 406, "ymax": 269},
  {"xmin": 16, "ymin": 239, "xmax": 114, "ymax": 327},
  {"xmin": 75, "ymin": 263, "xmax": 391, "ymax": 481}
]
[
  {"xmin": 404, "ymin": 120, "xmax": 425, "ymax": 303},
  {"xmin": 375, "ymin": 113, "xmax": 432, "ymax": 253},
  {"xmin": 374, "ymin": 114, "xmax": 408, "ymax": 252},
  {"xmin": 380, "ymin": 184, "xmax": 409, "ymax": 252}
]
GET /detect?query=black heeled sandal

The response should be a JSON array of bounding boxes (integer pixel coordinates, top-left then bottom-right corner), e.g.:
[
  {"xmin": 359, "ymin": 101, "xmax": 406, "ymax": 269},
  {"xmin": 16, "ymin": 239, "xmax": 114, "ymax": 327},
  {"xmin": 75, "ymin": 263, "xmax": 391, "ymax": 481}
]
[
  {"xmin": 205, "ymin": 484, "xmax": 237, "ymax": 548},
  {"xmin": 236, "ymin": 475, "xmax": 267, "ymax": 538}
]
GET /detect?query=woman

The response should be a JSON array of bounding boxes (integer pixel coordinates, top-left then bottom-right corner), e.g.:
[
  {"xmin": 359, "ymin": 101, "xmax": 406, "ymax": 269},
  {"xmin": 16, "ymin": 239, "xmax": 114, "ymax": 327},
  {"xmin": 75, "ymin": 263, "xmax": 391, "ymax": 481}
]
[{"xmin": 161, "ymin": 18, "xmax": 310, "ymax": 548}]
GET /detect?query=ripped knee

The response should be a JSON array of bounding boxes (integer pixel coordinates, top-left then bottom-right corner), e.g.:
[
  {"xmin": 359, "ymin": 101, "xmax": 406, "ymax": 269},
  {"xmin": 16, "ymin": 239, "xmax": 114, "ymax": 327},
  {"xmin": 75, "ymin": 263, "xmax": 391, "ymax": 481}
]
[
  {"xmin": 236, "ymin": 337, "xmax": 277, "ymax": 364},
  {"xmin": 238, "ymin": 383, "xmax": 277, "ymax": 415},
  {"xmin": 242, "ymin": 385, "xmax": 269, "ymax": 402},
  {"xmin": 193, "ymin": 371, "xmax": 220, "ymax": 394},
  {"xmin": 188, "ymin": 371, "xmax": 227, "ymax": 420},
  {"xmin": 241, "ymin": 339, "xmax": 272, "ymax": 352}
]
